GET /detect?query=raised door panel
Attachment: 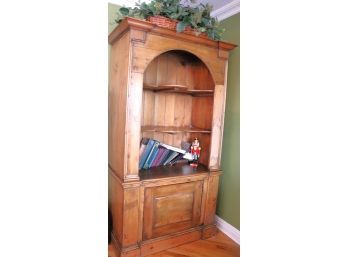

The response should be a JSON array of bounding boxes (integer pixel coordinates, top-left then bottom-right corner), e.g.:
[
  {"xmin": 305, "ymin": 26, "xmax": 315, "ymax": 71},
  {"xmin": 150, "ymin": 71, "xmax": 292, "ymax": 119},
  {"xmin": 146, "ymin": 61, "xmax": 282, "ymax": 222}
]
[{"xmin": 143, "ymin": 181, "xmax": 203, "ymax": 240}]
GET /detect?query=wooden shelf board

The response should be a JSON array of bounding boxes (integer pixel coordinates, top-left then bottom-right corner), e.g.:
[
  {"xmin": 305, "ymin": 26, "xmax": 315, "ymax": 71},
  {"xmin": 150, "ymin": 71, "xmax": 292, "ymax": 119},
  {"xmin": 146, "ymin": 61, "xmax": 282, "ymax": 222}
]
[
  {"xmin": 143, "ymin": 84, "xmax": 214, "ymax": 96},
  {"xmin": 141, "ymin": 126, "xmax": 211, "ymax": 134},
  {"xmin": 139, "ymin": 163, "xmax": 209, "ymax": 181}
]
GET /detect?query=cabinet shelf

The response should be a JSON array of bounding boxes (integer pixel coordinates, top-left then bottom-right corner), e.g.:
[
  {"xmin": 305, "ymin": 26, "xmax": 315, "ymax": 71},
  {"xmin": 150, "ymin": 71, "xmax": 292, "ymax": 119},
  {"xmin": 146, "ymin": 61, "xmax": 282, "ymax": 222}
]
[
  {"xmin": 139, "ymin": 163, "xmax": 209, "ymax": 181},
  {"xmin": 143, "ymin": 84, "xmax": 214, "ymax": 96},
  {"xmin": 141, "ymin": 125, "xmax": 211, "ymax": 134}
]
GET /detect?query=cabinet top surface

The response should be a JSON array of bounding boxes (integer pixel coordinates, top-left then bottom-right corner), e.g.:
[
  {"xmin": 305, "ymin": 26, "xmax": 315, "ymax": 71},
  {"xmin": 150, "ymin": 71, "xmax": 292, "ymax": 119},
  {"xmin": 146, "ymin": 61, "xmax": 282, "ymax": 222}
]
[
  {"xmin": 108, "ymin": 17, "xmax": 237, "ymax": 51},
  {"xmin": 139, "ymin": 163, "xmax": 213, "ymax": 181}
]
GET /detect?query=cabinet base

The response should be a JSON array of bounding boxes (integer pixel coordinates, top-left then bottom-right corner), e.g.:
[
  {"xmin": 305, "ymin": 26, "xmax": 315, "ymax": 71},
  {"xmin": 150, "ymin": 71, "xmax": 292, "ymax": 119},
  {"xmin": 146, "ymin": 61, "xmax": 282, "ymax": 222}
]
[
  {"xmin": 111, "ymin": 233, "xmax": 140, "ymax": 257},
  {"xmin": 111, "ymin": 225, "xmax": 218, "ymax": 257},
  {"xmin": 202, "ymin": 224, "xmax": 218, "ymax": 239}
]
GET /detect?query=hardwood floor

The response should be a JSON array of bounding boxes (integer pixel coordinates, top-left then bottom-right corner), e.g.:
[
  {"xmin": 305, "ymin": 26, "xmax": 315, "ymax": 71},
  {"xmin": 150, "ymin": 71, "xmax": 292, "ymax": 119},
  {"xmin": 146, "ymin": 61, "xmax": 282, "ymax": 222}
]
[{"xmin": 108, "ymin": 231, "xmax": 240, "ymax": 257}]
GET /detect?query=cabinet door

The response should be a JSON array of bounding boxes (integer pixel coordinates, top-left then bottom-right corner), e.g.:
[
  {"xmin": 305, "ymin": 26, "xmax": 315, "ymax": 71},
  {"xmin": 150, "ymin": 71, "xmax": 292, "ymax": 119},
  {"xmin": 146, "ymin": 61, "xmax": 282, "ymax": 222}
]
[{"xmin": 143, "ymin": 181, "xmax": 204, "ymax": 240}]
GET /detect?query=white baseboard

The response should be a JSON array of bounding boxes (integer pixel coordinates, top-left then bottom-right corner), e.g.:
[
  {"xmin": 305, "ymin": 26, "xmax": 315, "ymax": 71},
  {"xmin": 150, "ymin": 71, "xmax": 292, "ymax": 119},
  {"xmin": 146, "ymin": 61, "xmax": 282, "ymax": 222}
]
[{"xmin": 215, "ymin": 215, "xmax": 240, "ymax": 245}]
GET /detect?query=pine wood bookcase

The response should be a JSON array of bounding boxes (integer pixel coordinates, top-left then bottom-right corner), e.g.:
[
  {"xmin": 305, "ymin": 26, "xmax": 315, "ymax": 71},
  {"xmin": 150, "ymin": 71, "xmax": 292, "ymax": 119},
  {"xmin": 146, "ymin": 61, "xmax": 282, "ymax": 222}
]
[{"xmin": 108, "ymin": 17, "xmax": 236, "ymax": 257}]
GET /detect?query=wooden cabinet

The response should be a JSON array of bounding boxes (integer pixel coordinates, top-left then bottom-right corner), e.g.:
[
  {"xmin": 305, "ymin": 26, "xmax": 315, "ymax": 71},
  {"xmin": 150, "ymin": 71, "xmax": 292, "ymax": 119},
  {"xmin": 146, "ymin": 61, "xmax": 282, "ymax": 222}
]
[
  {"xmin": 143, "ymin": 180, "xmax": 203, "ymax": 240},
  {"xmin": 108, "ymin": 17, "xmax": 236, "ymax": 257}
]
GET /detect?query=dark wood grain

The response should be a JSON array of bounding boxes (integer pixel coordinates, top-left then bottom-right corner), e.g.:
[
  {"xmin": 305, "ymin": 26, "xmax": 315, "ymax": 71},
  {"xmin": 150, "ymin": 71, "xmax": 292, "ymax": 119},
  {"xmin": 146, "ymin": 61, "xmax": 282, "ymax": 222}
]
[{"xmin": 139, "ymin": 163, "xmax": 209, "ymax": 181}]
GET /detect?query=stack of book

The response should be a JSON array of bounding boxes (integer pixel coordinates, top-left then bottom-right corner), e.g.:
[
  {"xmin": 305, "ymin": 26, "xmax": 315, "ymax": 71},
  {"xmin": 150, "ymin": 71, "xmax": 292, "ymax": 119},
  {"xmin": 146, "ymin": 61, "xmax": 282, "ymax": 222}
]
[{"xmin": 139, "ymin": 138, "xmax": 191, "ymax": 170}]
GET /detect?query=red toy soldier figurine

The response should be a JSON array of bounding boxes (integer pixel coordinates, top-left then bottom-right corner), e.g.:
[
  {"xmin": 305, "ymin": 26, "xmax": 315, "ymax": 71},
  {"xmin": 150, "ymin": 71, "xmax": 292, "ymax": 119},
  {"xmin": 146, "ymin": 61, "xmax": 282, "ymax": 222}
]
[{"xmin": 190, "ymin": 138, "xmax": 201, "ymax": 167}]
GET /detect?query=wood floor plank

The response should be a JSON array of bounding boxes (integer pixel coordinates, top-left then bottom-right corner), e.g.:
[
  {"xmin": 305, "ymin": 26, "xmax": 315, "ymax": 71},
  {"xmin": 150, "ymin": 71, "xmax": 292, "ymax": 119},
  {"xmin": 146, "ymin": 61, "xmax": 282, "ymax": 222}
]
[
  {"xmin": 161, "ymin": 241, "xmax": 234, "ymax": 257},
  {"xmin": 108, "ymin": 231, "xmax": 239, "ymax": 257}
]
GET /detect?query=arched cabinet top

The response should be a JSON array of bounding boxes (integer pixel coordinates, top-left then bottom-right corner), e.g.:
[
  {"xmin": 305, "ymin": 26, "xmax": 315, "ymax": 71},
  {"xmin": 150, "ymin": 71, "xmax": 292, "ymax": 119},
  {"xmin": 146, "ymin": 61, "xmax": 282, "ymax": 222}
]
[{"xmin": 109, "ymin": 18, "xmax": 236, "ymax": 85}]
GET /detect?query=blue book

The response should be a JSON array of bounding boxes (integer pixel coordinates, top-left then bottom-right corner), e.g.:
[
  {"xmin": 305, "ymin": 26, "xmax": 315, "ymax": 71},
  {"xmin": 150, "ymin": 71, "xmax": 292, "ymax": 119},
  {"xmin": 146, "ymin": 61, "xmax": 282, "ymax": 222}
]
[
  {"xmin": 139, "ymin": 139, "xmax": 155, "ymax": 169},
  {"xmin": 147, "ymin": 147, "xmax": 160, "ymax": 168},
  {"xmin": 143, "ymin": 140, "xmax": 160, "ymax": 169}
]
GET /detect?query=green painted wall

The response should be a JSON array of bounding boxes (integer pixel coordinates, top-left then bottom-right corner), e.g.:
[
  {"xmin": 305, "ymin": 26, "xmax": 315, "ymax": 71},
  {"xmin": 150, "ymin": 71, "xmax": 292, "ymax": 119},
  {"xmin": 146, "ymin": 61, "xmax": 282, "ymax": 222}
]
[
  {"xmin": 108, "ymin": 3, "xmax": 120, "ymax": 75},
  {"xmin": 108, "ymin": 3, "xmax": 240, "ymax": 229},
  {"xmin": 108, "ymin": 3, "xmax": 120, "ymax": 34},
  {"xmin": 216, "ymin": 13, "xmax": 240, "ymax": 230}
]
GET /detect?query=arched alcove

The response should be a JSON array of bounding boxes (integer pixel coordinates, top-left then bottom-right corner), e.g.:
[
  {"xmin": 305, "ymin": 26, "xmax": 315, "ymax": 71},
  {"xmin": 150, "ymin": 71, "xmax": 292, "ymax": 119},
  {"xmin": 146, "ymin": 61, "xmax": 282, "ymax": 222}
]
[
  {"xmin": 141, "ymin": 50, "xmax": 215, "ymax": 167},
  {"xmin": 143, "ymin": 50, "xmax": 215, "ymax": 90}
]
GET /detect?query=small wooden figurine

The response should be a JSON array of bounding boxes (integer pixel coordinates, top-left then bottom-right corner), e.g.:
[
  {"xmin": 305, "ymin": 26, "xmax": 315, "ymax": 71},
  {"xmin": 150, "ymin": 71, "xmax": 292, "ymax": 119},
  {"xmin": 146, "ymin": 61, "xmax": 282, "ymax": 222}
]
[{"xmin": 190, "ymin": 138, "xmax": 201, "ymax": 167}]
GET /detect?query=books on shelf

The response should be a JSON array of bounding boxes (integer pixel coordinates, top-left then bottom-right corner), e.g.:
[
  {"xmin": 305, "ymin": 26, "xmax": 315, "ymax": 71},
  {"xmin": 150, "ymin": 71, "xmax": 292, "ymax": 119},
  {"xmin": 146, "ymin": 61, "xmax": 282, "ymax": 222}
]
[
  {"xmin": 139, "ymin": 138, "xmax": 149, "ymax": 160},
  {"xmin": 151, "ymin": 146, "xmax": 166, "ymax": 167},
  {"xmin": 169, "ymin": 142, "xmax": 191, "ymax": 164},
  {"xmin": 163, "ymin": 151, "xmax": 180, "ymax": 166},
  {"xmin": 139, "ymin": 138, "xmax": 191, "ymax": 169},
  {"xmin": 158, "ymin": 149, "xmax": 171, "ymax": 165},
  {"xmin": 139, "ymin": 139, "xmax": 155, "ymax": 169},
  {"xmin": 143, "ymin": 140, "xmax": 160, "ymax": 169}
]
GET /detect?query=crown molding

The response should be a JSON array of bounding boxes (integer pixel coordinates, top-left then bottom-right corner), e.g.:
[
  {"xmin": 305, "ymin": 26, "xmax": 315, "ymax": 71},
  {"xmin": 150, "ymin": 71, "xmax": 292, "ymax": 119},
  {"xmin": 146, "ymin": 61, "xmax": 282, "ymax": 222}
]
[
  {"xmin": 109, "ymin": 0, "xmax": 155, "ymax": 7},
  {"xmin": 211, "ymin": 0, "xmax": 240, "ymax": 21},
  {"xmin": 109, "ymin": 0, "xmax": 137, "ymax": 7}
]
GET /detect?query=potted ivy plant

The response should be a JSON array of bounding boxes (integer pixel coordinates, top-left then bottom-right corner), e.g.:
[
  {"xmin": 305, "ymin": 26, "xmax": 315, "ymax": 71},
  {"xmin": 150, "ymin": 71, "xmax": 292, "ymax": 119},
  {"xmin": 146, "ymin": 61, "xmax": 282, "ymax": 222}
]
[{"xmin": 115, "ymin": 0, "xmax": 224, "ymax": 40}]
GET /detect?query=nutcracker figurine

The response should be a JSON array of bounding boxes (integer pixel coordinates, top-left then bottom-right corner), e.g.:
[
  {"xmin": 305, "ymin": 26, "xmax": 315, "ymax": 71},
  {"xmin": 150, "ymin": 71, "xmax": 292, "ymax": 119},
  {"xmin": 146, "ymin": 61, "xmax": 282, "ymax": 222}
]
[{"xmin": 190, "ymin": 138, "xmax": 201, "ymax": 167}]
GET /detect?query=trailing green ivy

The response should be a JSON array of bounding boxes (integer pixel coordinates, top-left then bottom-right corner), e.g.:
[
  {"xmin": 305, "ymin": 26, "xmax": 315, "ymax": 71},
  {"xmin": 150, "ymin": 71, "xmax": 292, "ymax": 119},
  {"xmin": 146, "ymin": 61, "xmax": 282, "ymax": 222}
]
[{"xmin": 115, "ymin": 0, "xmax": 224, "ymax": 40}]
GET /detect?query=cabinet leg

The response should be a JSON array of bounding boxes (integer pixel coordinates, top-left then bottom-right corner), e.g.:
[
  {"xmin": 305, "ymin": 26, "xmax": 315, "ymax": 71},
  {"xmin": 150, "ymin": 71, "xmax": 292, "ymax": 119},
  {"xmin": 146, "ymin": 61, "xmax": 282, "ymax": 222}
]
[{"xmin": 202, "ymin": 224, "xmax": 218, "ymax": 239}]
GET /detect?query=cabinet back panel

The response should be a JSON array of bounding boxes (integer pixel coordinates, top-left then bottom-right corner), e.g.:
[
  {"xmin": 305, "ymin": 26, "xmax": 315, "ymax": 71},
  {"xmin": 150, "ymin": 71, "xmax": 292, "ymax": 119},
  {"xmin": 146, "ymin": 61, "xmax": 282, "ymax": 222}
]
[
  {"xmin": 163, "ymin": 134, "xmax": 174, "ymax": 146},
  {"xmin": 143, "ymin": 57, "xmax": 158, "ymax": 86},
  {"xmin": 143, "ymin": 50, "xmax": 214, "ymax": 90},
  {"xmin": 154, "ymin": 132, "xmax": 165, "ymax": 143},
  {"xmin": 183, "ymin": 95, "xmax": 192, "ymax": 126},
  {"xmin": 143, "ymin": 93, "xmax": 193, "ymax": 129},
  {"xmin": 142, "ymin": 132, "xmax": 154, "ymax": 139},
  {"xmin": 186, "ymin": 62, "xmax": 214, "ymax": 90},
  {"xmin": 154, "ymin": 93, "xmax": 166, "ymax": 126},
  {"xmin": 191, "ymin": 97, "xmax": 213, "ymax": 130},
  {"xmin": 164, "ymin": 94, "xmax": 175, "ymax": 126},
  {"xmin": 195, "ymin": 64, "xmax": 215, "ymax": 90},
  {"xmin": 156, "ymin": 54, "xmax": 168, "ymax": 86},
  {"xmin": 185, "ymin": 64, "xmax": 195, "ymax": 90},
  {"xmin": 176, "ymin": 55, "xmax": 187, "ymax": 86},
  {"xmin": 140, "ymin": 133, "xmax": 189, "ymax": 149},
  {"xmin": 166, "ymin": 53, "xmax": 181, "ymax": 85},
  {"xmin": 142, "ymin": 91, "xmax": 155, "ymax": 126},
  {"xmin": 174, "ymin": 95, "xmax": 186, "ymax": 127}
]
